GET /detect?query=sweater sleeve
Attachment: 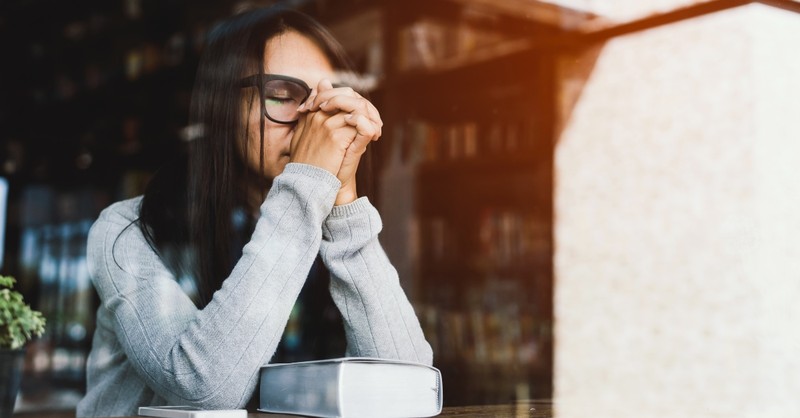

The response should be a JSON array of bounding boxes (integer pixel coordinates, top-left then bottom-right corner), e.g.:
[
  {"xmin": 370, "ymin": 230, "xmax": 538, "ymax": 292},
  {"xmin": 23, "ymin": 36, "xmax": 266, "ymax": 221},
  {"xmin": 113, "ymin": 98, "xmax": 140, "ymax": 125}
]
[
  {"xmin": 320, "ymin": 197, "xmax": 434, "ymax": 366},
  {"xmin": 87, "ymin": 163, "xmax": 339, "ymax": 409}
]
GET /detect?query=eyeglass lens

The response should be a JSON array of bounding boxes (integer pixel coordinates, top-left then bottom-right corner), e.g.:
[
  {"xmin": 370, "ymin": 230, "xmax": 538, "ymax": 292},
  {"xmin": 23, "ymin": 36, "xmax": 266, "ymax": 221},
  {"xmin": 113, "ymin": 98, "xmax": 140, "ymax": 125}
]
[{"xmin": 262, "ymin": 79, "xmax": 309, "ymax": 123}]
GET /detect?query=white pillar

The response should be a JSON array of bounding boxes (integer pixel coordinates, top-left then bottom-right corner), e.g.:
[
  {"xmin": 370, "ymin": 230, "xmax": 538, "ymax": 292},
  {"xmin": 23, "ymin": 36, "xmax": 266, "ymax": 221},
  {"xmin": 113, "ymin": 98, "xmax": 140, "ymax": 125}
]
[{"xmin": 554, "ymin": 4, "xmax": 800, "ymax": 417}]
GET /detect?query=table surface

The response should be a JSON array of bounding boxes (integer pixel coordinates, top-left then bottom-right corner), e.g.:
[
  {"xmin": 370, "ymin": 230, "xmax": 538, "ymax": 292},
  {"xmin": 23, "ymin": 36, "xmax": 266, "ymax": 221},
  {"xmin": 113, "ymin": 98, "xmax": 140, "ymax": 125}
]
[
  {"xmin": 252, "ymin": 401, "xmax": 554, "ymax": 418},
  {"xmin": 438, "ymin": 401, "xmax": 553, "ymax": 417},
  {"xmin": 14, "ymin": 401, "xmax": 555, "ymax": 418}
]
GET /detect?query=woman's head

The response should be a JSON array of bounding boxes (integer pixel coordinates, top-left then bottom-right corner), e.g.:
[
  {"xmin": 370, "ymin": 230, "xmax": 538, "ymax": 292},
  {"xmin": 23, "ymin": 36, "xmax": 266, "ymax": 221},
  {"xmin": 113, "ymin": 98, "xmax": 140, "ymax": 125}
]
[
  {"xmin": 141, "ymin": 7, "xmax": 358, "ymax": 306},
  {"xmin": 241, "ymin": 30, "xmax": 336, "ymax": 181},
  {"xmin": 191, "ymin": 7, "xmax": 354, "ymax": 189}
]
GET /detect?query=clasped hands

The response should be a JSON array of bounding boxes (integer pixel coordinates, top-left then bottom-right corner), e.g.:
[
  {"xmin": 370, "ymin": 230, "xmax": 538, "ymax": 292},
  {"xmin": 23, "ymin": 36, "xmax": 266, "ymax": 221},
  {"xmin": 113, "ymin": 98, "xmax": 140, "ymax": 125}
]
[{"xmin": 290, "ymin": 79, "xmax": 383, "ymax": 206}]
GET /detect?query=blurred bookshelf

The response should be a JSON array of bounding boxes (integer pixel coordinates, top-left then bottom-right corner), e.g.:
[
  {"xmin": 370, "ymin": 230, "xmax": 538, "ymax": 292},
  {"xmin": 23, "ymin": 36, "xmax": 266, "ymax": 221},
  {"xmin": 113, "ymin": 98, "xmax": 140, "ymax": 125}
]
[
  {"xmin": 374, "ymin": 0, "xmax": 593, "ymax": 406},
  {"xmin": 1, "ymin": 0, "xmax": 219, "ymax": 411},
  {"xmin": 0, "ymin": 0, "xmax": 595, "ymax": 412}
]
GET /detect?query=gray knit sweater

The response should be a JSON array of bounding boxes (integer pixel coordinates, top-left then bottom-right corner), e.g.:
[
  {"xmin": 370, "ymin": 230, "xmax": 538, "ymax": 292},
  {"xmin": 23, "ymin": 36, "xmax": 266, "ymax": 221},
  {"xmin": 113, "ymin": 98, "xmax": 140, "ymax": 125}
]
[{"xmin": 77, "ymin": 163, "xmax": 433, "ymax": 417}]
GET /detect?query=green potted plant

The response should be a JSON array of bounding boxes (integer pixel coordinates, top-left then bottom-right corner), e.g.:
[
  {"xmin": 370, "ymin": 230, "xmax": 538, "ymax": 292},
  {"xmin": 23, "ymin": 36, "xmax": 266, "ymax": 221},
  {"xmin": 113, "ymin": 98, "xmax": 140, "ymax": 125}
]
[{"xmin": 1, "ymin": 275, "xmax": 46, "ymax": 418}]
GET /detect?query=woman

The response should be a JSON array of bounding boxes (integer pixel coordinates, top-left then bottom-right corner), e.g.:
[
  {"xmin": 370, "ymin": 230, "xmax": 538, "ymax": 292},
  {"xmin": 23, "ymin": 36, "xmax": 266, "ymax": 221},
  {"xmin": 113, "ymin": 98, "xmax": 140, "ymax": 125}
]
[{"xmin": 77, "ymin": 6, "xmax": 432, "ymax": 417}]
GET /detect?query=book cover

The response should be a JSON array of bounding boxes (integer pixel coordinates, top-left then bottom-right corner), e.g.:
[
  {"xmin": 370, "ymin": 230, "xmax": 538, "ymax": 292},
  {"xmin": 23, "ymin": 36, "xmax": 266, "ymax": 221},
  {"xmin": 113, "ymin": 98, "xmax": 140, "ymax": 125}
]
[{"xmin": 259, "ymin": 357, "xmax": 443, "ymax": 418}]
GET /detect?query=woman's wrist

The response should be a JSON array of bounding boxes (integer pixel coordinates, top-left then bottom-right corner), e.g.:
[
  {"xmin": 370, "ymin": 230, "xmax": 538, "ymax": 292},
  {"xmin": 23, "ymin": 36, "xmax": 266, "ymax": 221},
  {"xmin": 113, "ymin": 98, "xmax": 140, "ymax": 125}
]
[{"xmin": 334, "ymin": 187, "xmax": 357, "ymax": 206}]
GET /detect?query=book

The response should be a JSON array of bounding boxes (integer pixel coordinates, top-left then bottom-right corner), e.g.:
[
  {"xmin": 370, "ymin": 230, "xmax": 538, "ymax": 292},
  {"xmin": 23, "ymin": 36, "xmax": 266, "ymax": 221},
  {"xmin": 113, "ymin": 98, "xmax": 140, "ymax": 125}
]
[
  {"xmin": 137, "ymin": 406, "xmax": 246, "ymax": 418},
  {"xmin": 259, "ymin": 357, "xmax": 443, "ymax": 418}
]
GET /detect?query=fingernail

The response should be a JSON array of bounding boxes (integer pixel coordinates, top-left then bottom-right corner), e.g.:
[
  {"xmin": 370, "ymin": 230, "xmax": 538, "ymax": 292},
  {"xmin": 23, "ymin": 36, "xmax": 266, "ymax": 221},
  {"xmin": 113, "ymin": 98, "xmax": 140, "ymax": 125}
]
[
  {"xmin": 319, "ymin": 101, "xmax": 328, "ymax": 109},
  {"xmin": 344, "ymin": 114, "xmax": 353, "ymax": 120}
]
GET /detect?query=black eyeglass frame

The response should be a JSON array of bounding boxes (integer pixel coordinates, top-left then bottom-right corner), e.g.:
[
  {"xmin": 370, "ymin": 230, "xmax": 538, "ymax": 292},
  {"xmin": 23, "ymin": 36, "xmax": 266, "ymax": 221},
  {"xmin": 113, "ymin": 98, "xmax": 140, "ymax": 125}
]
[{"xmin": 240, "ymin": 74, "xmax": 312, "ymax": 124}]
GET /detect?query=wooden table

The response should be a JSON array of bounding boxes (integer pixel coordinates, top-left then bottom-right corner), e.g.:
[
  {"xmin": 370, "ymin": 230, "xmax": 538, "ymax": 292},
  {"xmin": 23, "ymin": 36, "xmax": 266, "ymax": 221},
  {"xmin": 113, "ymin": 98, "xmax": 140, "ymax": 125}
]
[
  {"xmin": 14, "ymin": 401, "xmax": 555, "ymax": 418},
  {"xmin": 439, "ymin": 401, "xmax": 553, "ymax": 417}
]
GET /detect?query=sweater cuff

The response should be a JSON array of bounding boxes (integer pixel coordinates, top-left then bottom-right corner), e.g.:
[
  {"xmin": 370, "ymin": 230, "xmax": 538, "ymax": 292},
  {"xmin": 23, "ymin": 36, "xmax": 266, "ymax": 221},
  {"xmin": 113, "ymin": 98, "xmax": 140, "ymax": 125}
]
[
  {"xmin": 323, "ymin": 197, "xmax": 382, "ymax": 244},
  {"xmin": 328, "ymin": 196, "xmax": 373, "ymax": 219},
  {"xmin": 262, "ymin": 163, "xmax": 342, "ymax": 222}
]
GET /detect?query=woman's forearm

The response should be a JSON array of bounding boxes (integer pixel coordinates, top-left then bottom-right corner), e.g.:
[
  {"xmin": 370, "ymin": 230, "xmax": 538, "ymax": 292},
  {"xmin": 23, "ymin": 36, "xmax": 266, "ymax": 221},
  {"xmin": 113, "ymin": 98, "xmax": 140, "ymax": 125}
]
[{"xmin": 320, "ymin": 197, "xmax": 434, "ymax": 365}]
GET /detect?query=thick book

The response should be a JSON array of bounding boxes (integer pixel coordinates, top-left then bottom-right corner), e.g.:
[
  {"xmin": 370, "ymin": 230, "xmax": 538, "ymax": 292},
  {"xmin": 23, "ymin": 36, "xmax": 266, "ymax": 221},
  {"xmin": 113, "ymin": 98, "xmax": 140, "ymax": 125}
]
[{"xmin": 258, "ymin": 357, "xmax": 443, "ymax": 418}]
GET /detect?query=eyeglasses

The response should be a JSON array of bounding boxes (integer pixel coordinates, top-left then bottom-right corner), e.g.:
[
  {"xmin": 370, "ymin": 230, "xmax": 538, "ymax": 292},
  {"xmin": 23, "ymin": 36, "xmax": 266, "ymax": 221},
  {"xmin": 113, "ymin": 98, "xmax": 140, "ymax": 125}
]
[{"xmin": 240, "ymin": 74, "xmax": 311, "ymax": 124}]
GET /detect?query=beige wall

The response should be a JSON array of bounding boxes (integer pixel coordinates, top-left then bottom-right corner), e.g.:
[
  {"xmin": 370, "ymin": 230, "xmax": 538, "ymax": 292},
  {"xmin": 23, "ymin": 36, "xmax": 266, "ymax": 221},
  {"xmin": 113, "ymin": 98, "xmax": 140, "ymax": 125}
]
[{"xmin": 554, "ymin": 4, "xmax": 800, "ymax": 417}]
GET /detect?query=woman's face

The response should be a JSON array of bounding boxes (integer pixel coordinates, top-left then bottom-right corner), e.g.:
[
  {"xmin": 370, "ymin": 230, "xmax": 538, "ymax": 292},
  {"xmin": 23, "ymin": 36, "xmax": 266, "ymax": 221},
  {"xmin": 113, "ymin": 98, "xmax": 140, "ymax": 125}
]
[{"xmin": 242, "ymin": 30, "xmax": 335, "ymax": 180}]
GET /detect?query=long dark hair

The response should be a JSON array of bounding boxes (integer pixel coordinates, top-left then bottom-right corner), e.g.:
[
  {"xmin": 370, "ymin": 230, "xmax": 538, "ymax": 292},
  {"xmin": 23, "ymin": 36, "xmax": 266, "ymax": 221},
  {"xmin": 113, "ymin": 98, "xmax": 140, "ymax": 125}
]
[{"xmin": 138, "ymin": 7, "xmax": 368, "ymax": 307}]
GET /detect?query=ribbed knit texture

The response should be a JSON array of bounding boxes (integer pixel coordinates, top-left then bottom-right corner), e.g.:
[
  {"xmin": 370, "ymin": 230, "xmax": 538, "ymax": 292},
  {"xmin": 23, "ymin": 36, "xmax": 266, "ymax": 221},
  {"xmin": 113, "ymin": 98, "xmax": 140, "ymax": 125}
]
[{"xmin": 77, "ymin": 163, "xmax": 433, "ymax": 417}]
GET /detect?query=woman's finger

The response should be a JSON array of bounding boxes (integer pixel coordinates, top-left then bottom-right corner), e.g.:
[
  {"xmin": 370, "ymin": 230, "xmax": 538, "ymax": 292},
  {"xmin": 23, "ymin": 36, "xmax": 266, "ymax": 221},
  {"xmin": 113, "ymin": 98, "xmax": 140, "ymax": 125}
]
[
  {"xmin": 298, "ymin": 79, "xmax": 334, "ymax": 112},
  {"xmin": 345, "ymin": 113, "xmax": 380, "ymax": 146},
  {"xmin": 318, "ymin": 95, "xmax": 368, "ymax": 117},
  {"xmin": 304, "ymin": 85, "xmax": 357, "ymax": 112},
  {"xmin": 320, "ymin": 95, "xmax": 382, "ymax": 137},
  {"xmin": 310, "ymin": 79, "xmax": 335, "ymax": 108},
  {"xmin": 346, "ymin": 90, "xmax": 382, "ymax": 133}
]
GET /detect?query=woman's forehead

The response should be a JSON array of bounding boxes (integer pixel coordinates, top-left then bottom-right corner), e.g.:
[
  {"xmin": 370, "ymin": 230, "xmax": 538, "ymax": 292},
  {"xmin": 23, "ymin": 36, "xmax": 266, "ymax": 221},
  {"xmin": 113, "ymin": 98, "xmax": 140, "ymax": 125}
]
[{"xmin": 263, "ymin": 31, "xmax": 335, "ymax": 88}]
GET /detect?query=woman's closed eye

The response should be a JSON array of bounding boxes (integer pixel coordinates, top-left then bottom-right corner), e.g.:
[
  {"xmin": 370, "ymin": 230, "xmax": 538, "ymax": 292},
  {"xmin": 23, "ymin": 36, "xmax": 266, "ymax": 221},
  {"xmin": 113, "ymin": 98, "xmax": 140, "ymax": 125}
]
[{"xmin": 265, "ymin": 96, "xmax": 297, "ymax": 106}]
